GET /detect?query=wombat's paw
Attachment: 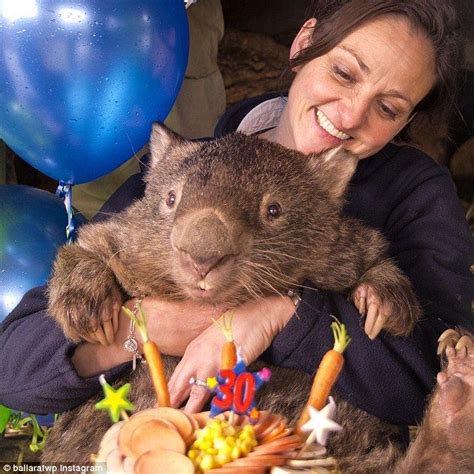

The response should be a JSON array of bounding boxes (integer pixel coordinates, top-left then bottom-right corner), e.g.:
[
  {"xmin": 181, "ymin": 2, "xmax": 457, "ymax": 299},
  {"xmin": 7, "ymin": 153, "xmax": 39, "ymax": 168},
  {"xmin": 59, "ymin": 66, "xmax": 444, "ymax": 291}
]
[
  {"xmin": 431, "ymin": 333, "xmax": 474, "ymax": 455},
  {"xmin": 438, "ymin": 332, "xmax": 473, "ymax": 385},
  {"xmin": 398, "ymin": 333, "xmax": 474, "ymax": 472},
  {"xmin": 352, "ymin": 283, "xmax": 391, "ymax": 339},
  {"xmin": 47, "ymin": 243, "xmax": 125, "ymax": 344},
  {"xmin": 437, "ymin": 329, "xmax": 473, "ymax": 359},
  {"xmin": 48, "ymin": 252, "xmax": 124, "ymax": 344},
  {"xmin": 50, "ymin": 283, "xmax": 122, "ymax": 344},
  {"xmin": 352, "ymin": 281, "xmax": 419, "ymax": 339}
]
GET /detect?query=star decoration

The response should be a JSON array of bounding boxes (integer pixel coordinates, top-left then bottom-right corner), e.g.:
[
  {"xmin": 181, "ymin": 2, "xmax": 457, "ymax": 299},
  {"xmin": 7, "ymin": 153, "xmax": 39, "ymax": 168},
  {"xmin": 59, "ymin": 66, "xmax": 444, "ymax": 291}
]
[
  {"xmin": 300, "ymin": 397, "xmax": 342, "ymax": 446},
  {"xmin": 95, "ymin": 375, "xmax": 135, "ymax": 423},
  {"xmin": 0, "ymin": 404, "xmax": 12, "ymax": 434},
  {"xmin": 206, "ymin": 376, "xmax": 218, "ymax": 389}
]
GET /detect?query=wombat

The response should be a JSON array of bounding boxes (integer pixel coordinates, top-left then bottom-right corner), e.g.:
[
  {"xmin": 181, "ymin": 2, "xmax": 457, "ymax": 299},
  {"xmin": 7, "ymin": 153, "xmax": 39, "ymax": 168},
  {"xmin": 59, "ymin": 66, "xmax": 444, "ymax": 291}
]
[
  {"xmin": 43, "ymin": 124, "xmax": 423, "ymax": 469},
  {"xmin": 396, "ymin": 329, "xmax": 474, "ymax": 473}
]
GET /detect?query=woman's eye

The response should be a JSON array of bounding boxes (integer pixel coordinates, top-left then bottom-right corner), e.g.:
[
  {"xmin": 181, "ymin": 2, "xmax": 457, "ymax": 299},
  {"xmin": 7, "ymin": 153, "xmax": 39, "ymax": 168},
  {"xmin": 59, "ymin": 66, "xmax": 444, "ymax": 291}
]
[
  {"xmin": 378, "ymin": 101, "xmax": 398, "ymax": 120},
  {"xmin": 333, "ymin": 65, "xmax": 355, "ymax": 84},
  {"xmin": 166, "ymin": 191, "xmax": 177, "ymax": 207},
  {"xmin": 267, "ymin": 203, "xmax": 282, "ymax": 219}
]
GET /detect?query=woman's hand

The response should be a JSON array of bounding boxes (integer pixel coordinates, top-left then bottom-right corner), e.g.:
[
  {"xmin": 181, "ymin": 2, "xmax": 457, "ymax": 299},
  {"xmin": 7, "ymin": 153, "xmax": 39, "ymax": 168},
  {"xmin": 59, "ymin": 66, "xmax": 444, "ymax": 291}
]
[
  {"xmin": 168, "ymin": 294, "xmax": 296, "ymax": 413},
  {"xmin": 123, "ymin": 296, "xmax": 226, "ymax": 356},
  {"xmin": 72, "ymin": 296, "xmax": 224, "ymax": 378}
]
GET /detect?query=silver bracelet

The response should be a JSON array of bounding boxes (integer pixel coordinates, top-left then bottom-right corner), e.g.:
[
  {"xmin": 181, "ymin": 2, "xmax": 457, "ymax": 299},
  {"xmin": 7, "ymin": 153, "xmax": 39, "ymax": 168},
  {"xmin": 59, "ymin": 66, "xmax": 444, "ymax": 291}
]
[
  {"xmin": 123, "ymin": 297, "xmax": 145, "ymax": 370},
  {"xmin": 287, "ymin": 288, "xmax": 302, "ymax": 308}
]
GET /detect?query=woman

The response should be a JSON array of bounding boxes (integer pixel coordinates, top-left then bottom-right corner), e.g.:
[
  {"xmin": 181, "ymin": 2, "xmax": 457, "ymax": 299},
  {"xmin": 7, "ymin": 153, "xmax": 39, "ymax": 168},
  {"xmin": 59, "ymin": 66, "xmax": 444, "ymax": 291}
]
[{"xmin": 1, "ymin": 0, "xmax": 472, "ymax": 433}]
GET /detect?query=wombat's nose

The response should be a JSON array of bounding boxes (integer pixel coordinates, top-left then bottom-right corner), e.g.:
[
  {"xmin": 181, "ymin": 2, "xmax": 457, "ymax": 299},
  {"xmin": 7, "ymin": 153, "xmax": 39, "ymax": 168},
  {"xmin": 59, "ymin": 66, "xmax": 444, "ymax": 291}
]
[
  {"xmin": 191, "ymin": 254, "xmax": 226, "ymax": 279},
  {"xmin": 178, "ymin": 250, "xmax": 228, "ymax": 279}
]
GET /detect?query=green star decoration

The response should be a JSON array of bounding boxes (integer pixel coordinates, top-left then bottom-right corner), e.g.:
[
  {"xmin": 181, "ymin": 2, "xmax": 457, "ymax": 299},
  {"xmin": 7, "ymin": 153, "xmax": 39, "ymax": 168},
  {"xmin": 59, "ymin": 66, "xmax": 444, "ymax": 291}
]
[
  {"xmin": 0, "ymin": 404, "xmax": 12, "ymax": 433},
  {"xmin": 95, "ymin": 375, "xmax": 135, "ymax": 423}
]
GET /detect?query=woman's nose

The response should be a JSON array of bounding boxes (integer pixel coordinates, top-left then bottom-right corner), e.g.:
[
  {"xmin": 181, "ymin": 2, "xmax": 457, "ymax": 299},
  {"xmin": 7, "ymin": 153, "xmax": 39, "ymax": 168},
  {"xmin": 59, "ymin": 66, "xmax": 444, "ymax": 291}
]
[{"xmin": 339, "ymin": 95, "xmax": 370, "ymax": 131}]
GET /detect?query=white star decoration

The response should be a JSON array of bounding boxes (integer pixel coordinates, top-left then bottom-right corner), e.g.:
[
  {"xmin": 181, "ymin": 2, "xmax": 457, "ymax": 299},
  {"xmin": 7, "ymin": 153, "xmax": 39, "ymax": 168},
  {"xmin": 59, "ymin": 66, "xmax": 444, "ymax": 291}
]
[{"xmin": 300, "ymin": 397, "xmax": 343, "ymax": 446}]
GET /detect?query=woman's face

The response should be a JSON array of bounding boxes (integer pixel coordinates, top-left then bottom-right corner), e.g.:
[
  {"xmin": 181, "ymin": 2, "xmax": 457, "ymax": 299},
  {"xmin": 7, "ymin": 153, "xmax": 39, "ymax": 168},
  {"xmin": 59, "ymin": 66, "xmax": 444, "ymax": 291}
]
[{"xmin": 272, "ymin": 16, "xmax": 437, "ymax": 158}]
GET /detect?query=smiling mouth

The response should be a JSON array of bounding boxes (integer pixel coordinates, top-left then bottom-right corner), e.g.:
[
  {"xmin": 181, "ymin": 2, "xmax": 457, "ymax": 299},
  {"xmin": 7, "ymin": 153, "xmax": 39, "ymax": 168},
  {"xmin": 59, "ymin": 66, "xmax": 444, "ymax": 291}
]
[{"xmin": 316, "ymin": 109, "xmax": 351, "ymax": 140}]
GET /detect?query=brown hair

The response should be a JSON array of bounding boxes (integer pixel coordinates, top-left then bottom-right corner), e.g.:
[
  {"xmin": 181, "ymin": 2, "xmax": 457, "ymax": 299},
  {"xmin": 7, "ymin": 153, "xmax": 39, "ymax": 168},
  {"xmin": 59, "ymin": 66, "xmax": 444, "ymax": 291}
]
[{"xmin": 289, "ymin": 0, "xmax": 461, "ymax": 134}]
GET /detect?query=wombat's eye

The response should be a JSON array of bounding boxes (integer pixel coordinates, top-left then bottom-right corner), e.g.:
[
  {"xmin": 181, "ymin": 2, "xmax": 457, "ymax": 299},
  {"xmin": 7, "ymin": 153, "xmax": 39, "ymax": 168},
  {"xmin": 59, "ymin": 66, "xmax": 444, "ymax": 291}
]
[
  {"xmin": 267, "ymin": 203, "xmax": 281, "ymax": 219},
  {"xmin": 166, "ymin": 191, "xmax": 177, "ymax": 207}
]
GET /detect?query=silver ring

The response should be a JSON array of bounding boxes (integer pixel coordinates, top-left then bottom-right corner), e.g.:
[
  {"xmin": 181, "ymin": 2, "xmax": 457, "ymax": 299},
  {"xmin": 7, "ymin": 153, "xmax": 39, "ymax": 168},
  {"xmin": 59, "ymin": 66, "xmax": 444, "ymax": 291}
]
[{"xmin": 189, "ymin": 376, "xmax": 208, "ymax": 388}]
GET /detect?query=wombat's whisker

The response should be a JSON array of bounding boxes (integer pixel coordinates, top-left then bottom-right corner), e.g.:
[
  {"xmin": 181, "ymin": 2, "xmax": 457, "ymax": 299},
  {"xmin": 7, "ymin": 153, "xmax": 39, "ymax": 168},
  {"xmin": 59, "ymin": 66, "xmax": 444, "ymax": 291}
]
[
  {"xmin": 245, "ymin": 265, "xmax": 293, "ymax": 288},
  {"xmin": 253, "ymin": 229, "xmax": 306, "ymax": 243},
  {"xmin": 253, "ymin": 248, "xmax": 307, "ymax": 263},
  {"xmin": 238, "ymin": 267, "xmax": 271, "ymax": 296},
  {"xmin": 241, "ymin": 281, "xmax": 265, "ymax": 301},
  {"xmin": 253, "ymin": 237, "xmax": 312, "ymax": 254},
  {"xmin": 245, "ymin": 258, "xmax": 296, "ymax": 278},
  {"xmin": 248, "ymin": 271, "xmax": 289, "ymax": 300},
  {"xmin": 243, "ymin": 260, "xmax": 298, "ymax": 290}
]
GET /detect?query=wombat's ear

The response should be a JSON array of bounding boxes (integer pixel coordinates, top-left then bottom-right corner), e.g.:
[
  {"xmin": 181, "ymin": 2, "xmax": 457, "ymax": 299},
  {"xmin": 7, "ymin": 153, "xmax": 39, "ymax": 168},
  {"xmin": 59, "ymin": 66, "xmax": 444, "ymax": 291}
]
[
  {"xmin": 308, "ymin": 147, "xmax": 358, "ymax": 200},
  {"xmin": 149, "ymin": 122, "xmax": 199, "ymax": 169}
]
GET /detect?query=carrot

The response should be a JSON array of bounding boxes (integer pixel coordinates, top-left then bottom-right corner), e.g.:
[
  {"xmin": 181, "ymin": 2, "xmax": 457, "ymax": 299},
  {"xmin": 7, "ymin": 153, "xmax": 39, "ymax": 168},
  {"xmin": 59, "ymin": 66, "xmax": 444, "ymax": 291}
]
[
  {"xmin": 143, "ymin": 340, "xmax": 171, "ymax": 407},
  {"xmin": 221, "ymin": 340, "xmax": 237, "ymax": 370},
  {"xmin": 122, "ymin": 303, "xmax": 171, "ymax": 408},
  {"xmin": 214, "ymin": 310, "xmax": 237, "ymax": 369},
  {"xmin": 295, "ymin": 320, "xmax": 351, "ymax": 433}
]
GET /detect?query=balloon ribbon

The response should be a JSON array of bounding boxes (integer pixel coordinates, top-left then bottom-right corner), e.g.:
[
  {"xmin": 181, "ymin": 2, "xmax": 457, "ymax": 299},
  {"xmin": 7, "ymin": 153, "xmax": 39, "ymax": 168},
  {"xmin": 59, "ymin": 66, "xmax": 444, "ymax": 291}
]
[{"xmin": 55, "ymin": 182, "xmax": 76, "ymax": 243}]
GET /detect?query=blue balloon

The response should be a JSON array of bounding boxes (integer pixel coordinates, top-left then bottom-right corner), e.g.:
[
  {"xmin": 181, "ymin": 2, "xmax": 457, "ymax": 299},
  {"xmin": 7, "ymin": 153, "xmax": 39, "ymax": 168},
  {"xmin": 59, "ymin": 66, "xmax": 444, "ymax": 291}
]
[
  {"xmin": 0, "ymin": 185, "xmax": 68, "ymax": 322},
  {"xmin": 0, "ymin": 1, "xmax": 189, "ymax": 184}
]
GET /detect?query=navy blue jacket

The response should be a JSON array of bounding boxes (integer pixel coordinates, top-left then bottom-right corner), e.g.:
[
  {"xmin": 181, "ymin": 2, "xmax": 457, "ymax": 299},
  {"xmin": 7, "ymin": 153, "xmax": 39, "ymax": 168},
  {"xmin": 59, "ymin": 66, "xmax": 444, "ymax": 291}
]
[{"xmin": 1, "ymin": 94, "xmax": 473, "ymax": 426}]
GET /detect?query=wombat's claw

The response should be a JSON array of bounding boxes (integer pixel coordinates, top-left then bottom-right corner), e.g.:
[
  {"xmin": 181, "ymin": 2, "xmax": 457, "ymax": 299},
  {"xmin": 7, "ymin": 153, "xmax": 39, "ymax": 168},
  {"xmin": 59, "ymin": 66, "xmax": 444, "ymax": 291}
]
[
  {"xmin": 352, "ymin": 284, "xmax": 367, "ymax": 316},
  {"xmin": 353, "ymin": 284, "xmax": 389, "ymax": 339},
  {"xmin": 437, "ymin": 332, "xmax": 473, "ymax": 385},
  {"xmin": 364, "ymin": 303, "xmax": 388, "ymax": 340},
  {"xmin": 437, "ymin": 329, "xmax": 469, "ymax": 356}
]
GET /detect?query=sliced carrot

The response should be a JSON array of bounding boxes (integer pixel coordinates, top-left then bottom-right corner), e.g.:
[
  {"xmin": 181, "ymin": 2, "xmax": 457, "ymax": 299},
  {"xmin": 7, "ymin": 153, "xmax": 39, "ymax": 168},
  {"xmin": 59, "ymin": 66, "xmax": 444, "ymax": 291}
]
[
  {"xmin": 129, "ymin": 419, "xmax": 185, "ymax": 457},
  {"xmin": 135, "ymin": 448, "xmax": 194, "ymax": 474}
]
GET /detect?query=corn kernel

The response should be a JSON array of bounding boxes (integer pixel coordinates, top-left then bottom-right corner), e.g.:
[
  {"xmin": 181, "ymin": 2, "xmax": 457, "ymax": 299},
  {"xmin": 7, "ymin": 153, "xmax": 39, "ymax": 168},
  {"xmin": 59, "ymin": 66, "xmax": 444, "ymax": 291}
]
[
  {"xmin": 214, "ymin": 437, "xmax": 226, "ymax": 450},
  {"xmin": 220, "ymin": 443, "xmax": 233, "ymax": 455},
  {"xmin": 240, "ymin": 440, "xmax": 252, "ymax": 454},
  {"xmin": 200, "ymin": 454, "xmax": 216, "ymax": 471},
  {"xmin": 201, "ymin": 440, "xmax": 213, "ymax": 451},
  {"xmin": 187, "ymin": 449, "xmax": 198, "ymax": 460},
  {"xmin": 216, "ymin": 453, "xmax": 232, "ymax": 465},
  {"xmin": 231, "ymin": 446, "xmax": 242, "ymax": 460}
]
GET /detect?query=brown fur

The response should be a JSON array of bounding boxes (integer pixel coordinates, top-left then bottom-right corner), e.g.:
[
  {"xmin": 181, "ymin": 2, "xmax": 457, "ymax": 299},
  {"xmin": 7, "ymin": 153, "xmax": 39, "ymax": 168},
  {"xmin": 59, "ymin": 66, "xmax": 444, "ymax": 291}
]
[
  {"xmin": 396, "ymin": 330, "xmax": 474, "ymax": 473},
  {"xmin": 44, "ymin": 124, "xmax": 422, "ymax": 469}
]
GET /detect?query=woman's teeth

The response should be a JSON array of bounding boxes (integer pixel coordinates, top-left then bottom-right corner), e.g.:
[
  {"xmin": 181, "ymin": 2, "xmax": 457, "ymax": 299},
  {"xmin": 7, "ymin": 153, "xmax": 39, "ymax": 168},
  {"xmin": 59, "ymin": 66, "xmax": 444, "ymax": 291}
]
[{"xmin": 316, "ymin": 110, "xmax": 350, "ymax": 140}]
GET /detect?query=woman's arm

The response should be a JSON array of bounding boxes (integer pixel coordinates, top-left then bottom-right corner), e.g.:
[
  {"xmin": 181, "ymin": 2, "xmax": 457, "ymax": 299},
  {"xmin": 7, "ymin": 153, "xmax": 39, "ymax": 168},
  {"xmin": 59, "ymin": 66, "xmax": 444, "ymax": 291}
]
[
  {"xmin": 0, "ymin": 286, "xmax": 132, "ymax": 414},
  {"xmin": 264, "ymin": 285, "xmax": 446, "ymax": 426}
]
